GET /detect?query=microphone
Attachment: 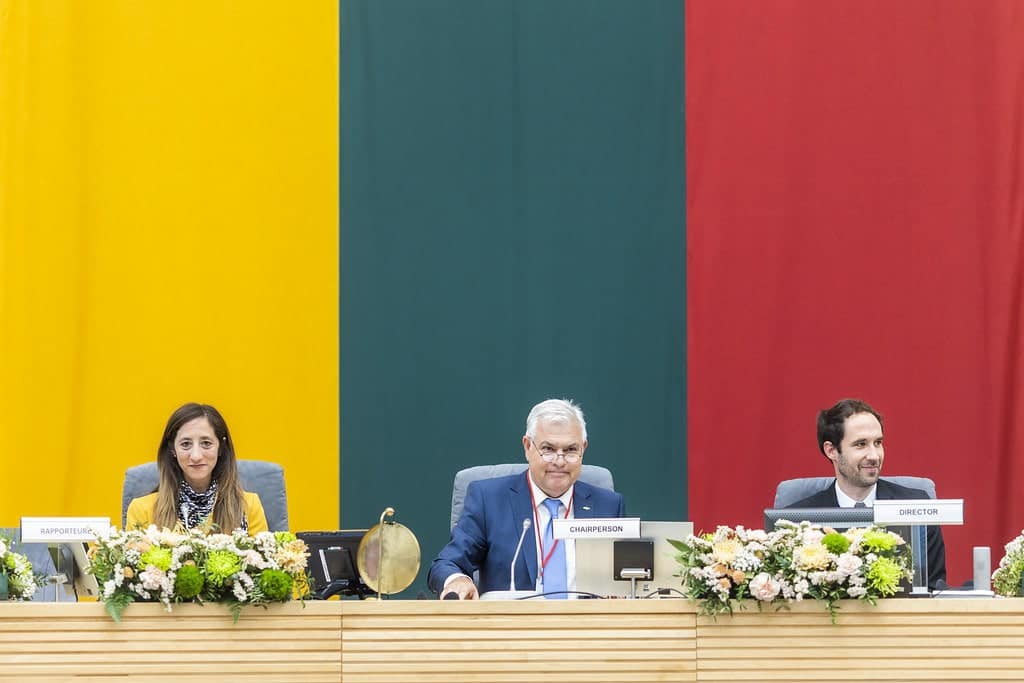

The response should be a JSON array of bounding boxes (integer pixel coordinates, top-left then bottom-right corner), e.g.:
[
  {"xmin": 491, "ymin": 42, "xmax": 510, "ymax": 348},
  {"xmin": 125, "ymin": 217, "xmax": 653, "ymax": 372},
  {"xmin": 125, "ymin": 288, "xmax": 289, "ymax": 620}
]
[
  {"xmin": 480, "ymin": 518, "xmax": 538, "ymax": 601},
  {"xmin": 509, "ymin": 518, "xmax": 531, "ymax": 591}
]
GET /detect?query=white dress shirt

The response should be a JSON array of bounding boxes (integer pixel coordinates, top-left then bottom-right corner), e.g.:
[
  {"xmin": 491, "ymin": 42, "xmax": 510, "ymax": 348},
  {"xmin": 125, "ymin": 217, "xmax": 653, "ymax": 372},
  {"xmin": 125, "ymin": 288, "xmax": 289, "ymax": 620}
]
[
  {"xmin": 527, "ymin": 473, "xmax": 577, "ymax": 595},
  {"xmin": 835, "ymin": 481, "xmax": 877, "ymax": 508}
]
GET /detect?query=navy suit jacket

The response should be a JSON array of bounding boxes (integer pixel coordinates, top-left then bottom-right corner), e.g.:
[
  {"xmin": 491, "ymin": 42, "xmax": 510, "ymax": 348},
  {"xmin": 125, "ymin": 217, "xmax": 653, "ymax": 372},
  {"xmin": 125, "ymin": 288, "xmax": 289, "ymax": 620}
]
[
  {"xmin": 787, "ymin": 478, "xmax": 946, "ymax": 588},
  {"xmin": 427, "ymin": 472, "xmax": 626, "ymax": 595}
]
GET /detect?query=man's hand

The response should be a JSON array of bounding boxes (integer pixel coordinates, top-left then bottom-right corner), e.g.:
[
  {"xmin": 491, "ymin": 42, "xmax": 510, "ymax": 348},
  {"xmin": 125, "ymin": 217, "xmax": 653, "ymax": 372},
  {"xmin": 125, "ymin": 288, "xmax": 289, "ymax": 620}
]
[{"xmin": 440, "ymin": 575, "xmax": 479, "ymax": 600}]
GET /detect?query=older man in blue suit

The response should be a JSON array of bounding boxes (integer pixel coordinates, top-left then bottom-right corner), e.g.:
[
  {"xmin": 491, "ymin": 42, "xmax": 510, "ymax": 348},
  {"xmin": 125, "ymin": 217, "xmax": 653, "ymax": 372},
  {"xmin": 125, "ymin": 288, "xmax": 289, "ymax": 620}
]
[{"xmin": 428, "ymin": 398, "xmax": 625, "ymax": 599}]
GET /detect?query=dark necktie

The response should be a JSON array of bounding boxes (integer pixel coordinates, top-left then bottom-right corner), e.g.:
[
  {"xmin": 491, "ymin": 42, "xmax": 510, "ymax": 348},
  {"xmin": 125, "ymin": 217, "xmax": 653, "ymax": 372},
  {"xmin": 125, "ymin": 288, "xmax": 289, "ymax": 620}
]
[{"xmin": 854, "ymin": 501, "xmax": 867, "ymax": 508}]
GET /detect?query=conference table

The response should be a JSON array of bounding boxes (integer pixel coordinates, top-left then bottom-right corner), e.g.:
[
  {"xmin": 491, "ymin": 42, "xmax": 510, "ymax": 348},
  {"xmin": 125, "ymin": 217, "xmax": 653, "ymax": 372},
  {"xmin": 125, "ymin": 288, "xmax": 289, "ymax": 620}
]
[{"xmin": 2, "ymin": 598, "xmax": 1023, "ymax": 681}]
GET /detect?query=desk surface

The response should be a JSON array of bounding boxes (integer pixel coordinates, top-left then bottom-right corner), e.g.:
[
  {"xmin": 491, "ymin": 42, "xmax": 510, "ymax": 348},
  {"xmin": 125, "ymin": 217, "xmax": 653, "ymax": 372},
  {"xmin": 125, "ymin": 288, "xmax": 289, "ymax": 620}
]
[{"xmin": 1, "ymin": 598, "xmax": 1022, "ymax": 682}]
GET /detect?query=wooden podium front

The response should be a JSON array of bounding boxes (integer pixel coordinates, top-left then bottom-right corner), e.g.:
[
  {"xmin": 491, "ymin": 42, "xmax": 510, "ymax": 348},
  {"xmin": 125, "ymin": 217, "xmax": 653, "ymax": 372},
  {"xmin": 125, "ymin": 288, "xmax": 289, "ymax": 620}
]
[{"xmin": 2, "ymin": 598, "xmax": 1024, "ymax": 681}]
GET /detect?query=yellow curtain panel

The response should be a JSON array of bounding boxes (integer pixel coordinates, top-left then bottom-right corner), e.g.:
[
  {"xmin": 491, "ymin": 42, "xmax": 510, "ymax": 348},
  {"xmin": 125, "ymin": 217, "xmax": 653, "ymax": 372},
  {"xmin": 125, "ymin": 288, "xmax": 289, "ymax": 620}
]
[{"xmin": 0, "ymin": 1, "xmax": 339, "ymax": 531}]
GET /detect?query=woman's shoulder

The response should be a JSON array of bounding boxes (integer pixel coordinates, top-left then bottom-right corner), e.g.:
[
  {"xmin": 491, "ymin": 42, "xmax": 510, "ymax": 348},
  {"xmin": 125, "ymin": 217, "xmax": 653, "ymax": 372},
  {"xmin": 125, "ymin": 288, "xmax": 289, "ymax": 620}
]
[
  {"xmin": 128, "ymin": 491, "xmax": 160, "ymax": 508},
  {"xmin": 125, "ymin": 491, "xmax": 160, "ymax": 530},
  {"xmin": 241, "ymin": 490, "xmax": 267, "ymax": 514}
]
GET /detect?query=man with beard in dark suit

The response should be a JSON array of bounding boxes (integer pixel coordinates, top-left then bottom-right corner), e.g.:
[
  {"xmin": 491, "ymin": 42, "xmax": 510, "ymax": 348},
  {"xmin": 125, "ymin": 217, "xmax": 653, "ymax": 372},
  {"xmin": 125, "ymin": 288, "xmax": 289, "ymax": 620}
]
[{"xmin": 787, "ymin": 398, "xmax": 946, "ymax": 588}]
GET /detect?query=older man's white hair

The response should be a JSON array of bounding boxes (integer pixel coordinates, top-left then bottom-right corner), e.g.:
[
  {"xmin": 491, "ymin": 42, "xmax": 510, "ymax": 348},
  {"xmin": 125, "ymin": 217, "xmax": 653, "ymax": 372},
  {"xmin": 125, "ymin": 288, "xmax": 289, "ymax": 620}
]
[{"xmin": 524, "ymin": 398, "xmax": 587, "ymax": 442}]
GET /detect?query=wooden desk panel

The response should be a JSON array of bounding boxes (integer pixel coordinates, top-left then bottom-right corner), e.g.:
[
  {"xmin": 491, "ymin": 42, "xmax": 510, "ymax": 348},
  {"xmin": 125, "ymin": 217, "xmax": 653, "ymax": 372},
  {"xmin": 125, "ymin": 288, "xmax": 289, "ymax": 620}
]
[
  {"xmin": 696, "ymin": 599, "xmax": 1024, "ymax": 682},
  {"xmin": 0, "ymin": 602, "xmax": 342, "ymax": 682},
  {"xmin": 4, "ymin": 598, "xmax": 1024, "ymax": 682},
  {"xmin": 342, "ymin": 599, "xmax": 697, "ymax": 683}
]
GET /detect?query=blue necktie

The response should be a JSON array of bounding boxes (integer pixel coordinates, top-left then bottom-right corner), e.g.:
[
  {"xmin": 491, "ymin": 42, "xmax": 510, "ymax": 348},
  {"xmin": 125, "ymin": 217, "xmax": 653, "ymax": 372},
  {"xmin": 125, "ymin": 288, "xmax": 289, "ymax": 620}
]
[{"xmin": 542, "ymin": 497, "xmax": 567, "ymax": 599}]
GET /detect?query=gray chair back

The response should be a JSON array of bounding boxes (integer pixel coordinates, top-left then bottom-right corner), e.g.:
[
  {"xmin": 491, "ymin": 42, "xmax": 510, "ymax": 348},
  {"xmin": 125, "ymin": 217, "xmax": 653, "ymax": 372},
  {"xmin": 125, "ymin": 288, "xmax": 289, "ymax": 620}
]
[
  {"xmin": 773, "ymin": 476, "xmax": 936, "ymax": 508},
  {"xmin": 450, "ymin": 463, "xmax": 615, "ymax": 530},
  {"xmin": 121, "ymin": 460, "xmax": 289, "ymax": 531}
]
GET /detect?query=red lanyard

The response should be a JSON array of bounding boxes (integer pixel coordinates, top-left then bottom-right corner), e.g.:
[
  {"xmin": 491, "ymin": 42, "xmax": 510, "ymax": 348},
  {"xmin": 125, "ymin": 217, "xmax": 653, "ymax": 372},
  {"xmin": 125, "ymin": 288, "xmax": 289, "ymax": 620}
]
[{"xmin": 526, "ymin": 472, "xmax": 574, "ymax": 576}]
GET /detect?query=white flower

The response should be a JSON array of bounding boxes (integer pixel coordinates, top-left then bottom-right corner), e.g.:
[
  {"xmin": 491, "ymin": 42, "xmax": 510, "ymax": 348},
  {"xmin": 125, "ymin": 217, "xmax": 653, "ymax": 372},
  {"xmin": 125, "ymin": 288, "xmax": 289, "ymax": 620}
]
[
  {"xmin": 103, "ymin": 580, "xmax": 118, "ymax": 599},
  {"xmin": 243, "ymin": 549, "xmax": 265, "ymax": 568},
  {"xmin": 801, "ymin": 528, "xmax": 825, "ymax": 545},
  {"xmin": 139, "ymin": 567, "xmax": 167, "ymax": 592},
  {"xmin": 836, "ymin": 553, "xmax": 863, "ymax": 577},
  {"xmin": 232, "ymin": 581, "xmax": 248, "ymax": 601},
  {"xmin": 744, "ymin": 529, "xmax": 769, "ymax": 543},
  {"xmin": 794, "ymin": 544, "xmax": 831, "ymax": 570},
  {"xmin": 748, "ymin": 572, "xmax": 781, "ymax": 601}
]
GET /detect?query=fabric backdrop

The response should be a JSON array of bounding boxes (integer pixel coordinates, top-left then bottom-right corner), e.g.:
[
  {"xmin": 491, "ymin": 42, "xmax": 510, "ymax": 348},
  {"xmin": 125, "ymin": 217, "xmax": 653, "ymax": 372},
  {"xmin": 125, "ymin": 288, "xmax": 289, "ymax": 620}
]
[
  {"xmin": 0, "ymin": 1, "xmax": 339, "ymax": 531},
  {"xmin": 687, "ymin": 0, "xmax": 1024, "ymax": 584}
]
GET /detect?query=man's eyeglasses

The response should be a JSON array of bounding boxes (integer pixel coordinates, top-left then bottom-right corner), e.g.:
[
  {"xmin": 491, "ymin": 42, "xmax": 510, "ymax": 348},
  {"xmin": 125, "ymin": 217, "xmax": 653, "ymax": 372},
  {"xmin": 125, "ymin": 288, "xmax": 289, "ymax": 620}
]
[{"xmin": 531, "ymin": 440, "xmax": 582, "ymax": 464}]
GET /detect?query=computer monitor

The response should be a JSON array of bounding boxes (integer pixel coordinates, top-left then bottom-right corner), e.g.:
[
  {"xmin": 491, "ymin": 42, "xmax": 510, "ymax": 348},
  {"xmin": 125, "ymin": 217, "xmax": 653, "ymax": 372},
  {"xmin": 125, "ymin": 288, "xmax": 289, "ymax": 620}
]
[
  {"xmin": 763, "ymin": 507, "xmax": 875, "ymax": 530},
  {"xmin": 295, "ymin": 530, "xmax": 373, "ymax": 599},
  {"xmin": 575, "ymin": 521, "xmax": 693, "ymax": 597}
]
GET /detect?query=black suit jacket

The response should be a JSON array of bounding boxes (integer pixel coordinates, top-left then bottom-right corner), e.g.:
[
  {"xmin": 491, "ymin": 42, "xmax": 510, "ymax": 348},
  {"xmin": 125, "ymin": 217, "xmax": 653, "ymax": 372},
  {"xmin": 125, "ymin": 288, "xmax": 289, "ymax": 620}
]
[{"xmin": 787, "ymin": 478, "xmax": 946, "ymax": 588}]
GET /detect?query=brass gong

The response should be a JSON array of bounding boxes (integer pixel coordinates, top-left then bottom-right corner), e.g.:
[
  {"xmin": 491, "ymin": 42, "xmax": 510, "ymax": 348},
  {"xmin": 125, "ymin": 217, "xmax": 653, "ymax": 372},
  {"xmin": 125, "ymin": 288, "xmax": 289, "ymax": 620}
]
[{"xmin": 356, "ymin": 507, "xmax": 421, "ymax": 596}]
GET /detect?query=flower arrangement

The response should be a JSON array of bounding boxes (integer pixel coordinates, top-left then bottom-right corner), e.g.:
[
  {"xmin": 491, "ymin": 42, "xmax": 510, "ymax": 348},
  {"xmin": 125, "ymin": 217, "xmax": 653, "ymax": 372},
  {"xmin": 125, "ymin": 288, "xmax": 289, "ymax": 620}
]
[
  {"xmin": 670, "ymin": 520, "xmax": 911, "ymax": 622},
  {"xmin": 992, "ymin": 530, "xmax": 1024, "ymax": 596},
  {"xmin": 0, "ymin": 535, "xmax": 41, "ymax": 600},
  {"xmin": 88, "ymin": 525, "xmax": 310, "ymax": 622}
]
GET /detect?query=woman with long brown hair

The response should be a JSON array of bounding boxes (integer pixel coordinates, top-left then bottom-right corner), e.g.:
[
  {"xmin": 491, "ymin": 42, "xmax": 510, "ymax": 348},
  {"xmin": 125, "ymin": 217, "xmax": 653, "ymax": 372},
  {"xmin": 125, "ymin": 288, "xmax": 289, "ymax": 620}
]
[{"xmin": 126, "ymin": 403, "xmax": 268, "ymax": 534}]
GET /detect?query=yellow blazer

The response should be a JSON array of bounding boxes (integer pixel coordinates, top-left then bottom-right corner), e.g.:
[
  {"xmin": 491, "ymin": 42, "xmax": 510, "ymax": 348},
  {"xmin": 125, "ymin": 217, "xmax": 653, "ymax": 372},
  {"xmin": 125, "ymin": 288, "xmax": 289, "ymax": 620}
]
[{"xmin": 125, "ymin": 490, "xmax": 269, "ymax": 535}]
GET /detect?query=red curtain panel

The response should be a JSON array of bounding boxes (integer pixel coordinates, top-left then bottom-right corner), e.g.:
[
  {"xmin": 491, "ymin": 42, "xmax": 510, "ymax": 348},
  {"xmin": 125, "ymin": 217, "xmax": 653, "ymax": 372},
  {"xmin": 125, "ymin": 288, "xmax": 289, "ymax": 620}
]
[{"xmin": 687, "ymin": 0, "xmax": 1024, "ymax": 584}]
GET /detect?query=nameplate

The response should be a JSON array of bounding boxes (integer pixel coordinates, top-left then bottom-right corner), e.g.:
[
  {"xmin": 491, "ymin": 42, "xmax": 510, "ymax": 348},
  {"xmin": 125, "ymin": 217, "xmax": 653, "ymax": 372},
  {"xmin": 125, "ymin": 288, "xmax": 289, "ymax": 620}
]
[
  {"xmin": 20, "ymin": 517, "xmax": 111, "ymax": 543},
  {"xmin": 552, "ymin": 517, "xmax": 640, "ymax": 540},
  {"xmin": 873, "ymin": 499, "xmax": 964, "ymax": 526}
]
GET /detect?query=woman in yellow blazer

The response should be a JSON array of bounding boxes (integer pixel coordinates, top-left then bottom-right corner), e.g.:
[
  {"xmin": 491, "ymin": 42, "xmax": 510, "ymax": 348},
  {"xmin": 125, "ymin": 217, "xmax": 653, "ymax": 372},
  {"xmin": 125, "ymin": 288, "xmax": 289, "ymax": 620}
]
[{"xmin": 125, "ymin": 403, "xmax": 268, "ymax": 535}]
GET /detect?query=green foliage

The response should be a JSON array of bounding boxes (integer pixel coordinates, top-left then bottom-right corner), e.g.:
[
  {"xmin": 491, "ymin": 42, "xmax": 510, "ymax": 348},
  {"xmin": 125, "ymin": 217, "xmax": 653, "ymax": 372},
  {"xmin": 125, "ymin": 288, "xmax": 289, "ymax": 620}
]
[
  {"xmin": 258, "ymin": 569, "xmax": 294, "ymax": 601},
  {"xmin": 993, "ymin": 532, "xmax": 1024, "ymax": 597},
  {"xmin": 673, "ymin": 521, "xmax": 912, "ymax": 624},
  {"xmin": 204, "ymin": 550, "xmax": 242, "ymax": 587},
  {"xmin": 821, "ymin": 532, "xmax": 850, "ymax": 555},
  {"xmin": 274, "ymin": 531, "xmax": 297, "ymax": 544},
  {"xmin": 860, "ymin": 530, "xmax": 897, "ymax": 553},
  {"xmin": 865, "ymin": 556, "xmax": 903, "ymax": 595},
  {"xmin": 174, "ymin": 564, "xmax": 204, "ymax": 599},
  {"xmin": 104, "ymin": 591, "xmax": 133, "ymax": 623},
  {"xmin": 89, "ymin": 527, "xmax": 310, "ymax": 622},
  {"xmin": 140, "ymin": 546, "xmax": 173, "ymax": 572}
]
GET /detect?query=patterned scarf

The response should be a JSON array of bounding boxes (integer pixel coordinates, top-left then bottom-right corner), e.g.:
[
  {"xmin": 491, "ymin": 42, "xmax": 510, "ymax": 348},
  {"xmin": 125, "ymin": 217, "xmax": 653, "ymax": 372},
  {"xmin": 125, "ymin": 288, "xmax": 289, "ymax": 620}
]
[
  {"xmin": 178, "ymin": 479, "xmax": 217, "ymax": 530},
  {"xmin": 176, "ymin": 479, "xmax": 248, "ymax": 532}
]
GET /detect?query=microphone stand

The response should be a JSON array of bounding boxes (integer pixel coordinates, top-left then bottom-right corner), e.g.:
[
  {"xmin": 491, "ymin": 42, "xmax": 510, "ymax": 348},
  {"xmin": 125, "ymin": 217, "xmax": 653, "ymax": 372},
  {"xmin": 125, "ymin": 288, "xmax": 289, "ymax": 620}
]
[
  {"xmin": 480, "ymin": 518, "xmax": 539, "ymax": 600},
  {"xmin": 377, "ymin": 507, "xmax": 394, "ymax": 601}
]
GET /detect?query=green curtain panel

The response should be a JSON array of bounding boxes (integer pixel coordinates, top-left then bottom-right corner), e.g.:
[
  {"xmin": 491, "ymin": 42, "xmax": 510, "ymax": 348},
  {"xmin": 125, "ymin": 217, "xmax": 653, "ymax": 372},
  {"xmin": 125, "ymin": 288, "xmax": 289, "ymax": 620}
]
[{"xmin": 341, "ymin": 0, "xmax": 686, "ymax": 595}]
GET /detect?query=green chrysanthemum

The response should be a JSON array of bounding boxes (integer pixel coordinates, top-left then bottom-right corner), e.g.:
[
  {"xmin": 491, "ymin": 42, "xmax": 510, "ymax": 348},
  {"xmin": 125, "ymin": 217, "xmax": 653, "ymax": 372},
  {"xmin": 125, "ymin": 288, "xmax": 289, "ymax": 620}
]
[
  {"xmin": 258, "ymin": 569, "xmax": 294, "ymax": 601},
  {"xmin": 993, "ymin": 559, "xmax": 1024, "ymax": 597},
  {"xmin": 4, "ymin": 554, "xmax": 15, "ymax": 570},
  {"xmin": 274, "ymin": 531, "xmax": 297, "ymax": 544},
  {"xmin": 8, "ymin": 573, "xmax": 30, "ymax": 594},
  {"xmin": 205, "ymin": 550, "xmax": 242, "ymax": 586},
  {"xmin": 140, "ymin": 546, "xmax": 173, "ymax": 571},
  {"xmin": 861, "ymin": 530, "xmax": 897, "ymax": 554},
  {"xmin": 821, "ymin": 532, "xmax": 850, "ymax": 555},
  {"xmin": 866, "ymin": 557, "xmax": 903, "ymax": 595},
  {"xmin": 174, "ymin": 563, "xmax": 204, "ymax": 599}
]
